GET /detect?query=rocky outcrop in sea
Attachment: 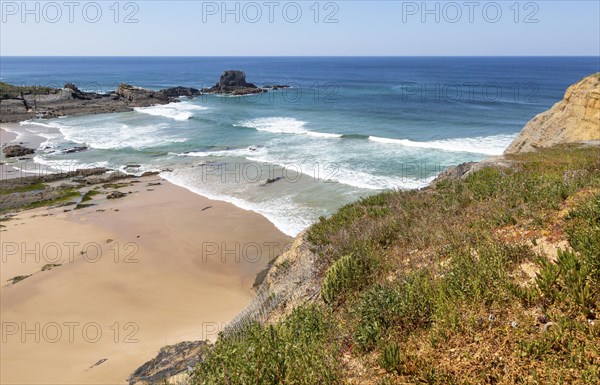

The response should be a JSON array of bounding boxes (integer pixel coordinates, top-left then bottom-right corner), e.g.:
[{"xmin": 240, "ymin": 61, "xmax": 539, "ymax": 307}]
[
  {"xmin": 2, "ymin": 144, "xmax": 35, "ymax": 158},
  {"xmin": 201, "ymin": 70, "xmax": 268, "ymax": 96}
]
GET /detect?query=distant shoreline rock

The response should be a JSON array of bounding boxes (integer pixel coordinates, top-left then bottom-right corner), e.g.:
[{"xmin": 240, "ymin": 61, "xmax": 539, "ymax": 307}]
[
  {"xmin": 201, "ymin": 70, "xmax": 265, "ymax": 95},
  {"xmin": 201, "ymin": 70, "xmax": 288, "ymax": 96},
  {"xmin": 0, "ymin": 82, "xmax": 177, "ymax": 123},
  {"xmin": 0, "ymin": 71, "xmax": 290, "ymax": 123}
]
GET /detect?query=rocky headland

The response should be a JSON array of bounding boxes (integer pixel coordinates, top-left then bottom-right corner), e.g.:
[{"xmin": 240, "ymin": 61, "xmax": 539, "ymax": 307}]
[
  {"xmin": 505, "ymin": 73, "xmax": 600, "ymax": 154},
  {"xmin": 434, "ymin": 73, "xmax": 600, "ymax": 183}
]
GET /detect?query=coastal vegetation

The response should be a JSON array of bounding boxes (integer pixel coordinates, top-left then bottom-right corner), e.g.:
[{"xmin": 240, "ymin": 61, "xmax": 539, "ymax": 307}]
[
  {"xmin": 0, "ymin": 81, "xmax": 56, "ymax": 99},
  {"xmin": 191, "ymin": 144, "xmax": 599, "ymax": 384}
]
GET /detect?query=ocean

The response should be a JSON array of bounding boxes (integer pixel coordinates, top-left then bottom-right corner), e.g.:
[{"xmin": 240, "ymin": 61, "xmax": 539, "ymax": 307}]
[{"xmin": 1, "ymin": 56, "xmax": 598, "ymax": 235}]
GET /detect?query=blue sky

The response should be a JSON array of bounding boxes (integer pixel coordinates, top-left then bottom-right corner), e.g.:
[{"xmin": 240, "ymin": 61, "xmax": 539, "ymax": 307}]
[{"xmin": 1, "ymin": 1, "xmax": 599, "ymax": 56}]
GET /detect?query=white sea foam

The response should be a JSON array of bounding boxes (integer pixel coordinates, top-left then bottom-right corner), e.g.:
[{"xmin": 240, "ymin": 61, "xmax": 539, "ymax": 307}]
[
  {"xmin": 368, "ymin": 134, "xmax": 516, "ymax": 156},
  {"xmin": 306, "ymin": 131, "xmax": 342, "ymax": 139},
  {"xmin": 236, "ymin": 117, "xmax": 342, "ymax": 138},
  {"xmin": 161, "ymin": 170, "xmax": 312, "ymax": 236},
  {"xmin": 2, "ymin": 125, "xmax": 26, "ymax": 141},
  {"xmin": 325, "ymin": 167, "xmax": 435, "ymax": 190},
  {"xmin": 134, "ymin": 102, "xmax": 208, "ymax": 121},
  {"xmin": 177, "ymin": 141, "xmax": 430, "ymax": 191},
  {"xmin": 31, "ymin": 155, "xmax": 108, "ymax": 172},
  {"xmin": 178, "ymin": 146, "xmax": 269, "ymax": 159},
  {"xmin": 16, "ymin": 120, "xmax": 64, "ymax": 149},
  {"xmin": 59, "ymin": 121, "xmax": 186, "ymax": 150},
  {"xmin": 247, "ymin": 151, "xmax": 433, "ymax": 191},
  {"xmin": 20, "ymin": 115, "xmax": 189, "ymax": 151},
  {"xmin": 20, "ymin": 120, "xmax": 59, "ymax": 129}
]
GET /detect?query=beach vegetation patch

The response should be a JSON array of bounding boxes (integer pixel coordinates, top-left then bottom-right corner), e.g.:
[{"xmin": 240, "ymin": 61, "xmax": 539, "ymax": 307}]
[
  {"xmin": 0, "ymin": 82, "xmax": 56, "ymax": 99},
  {"xmin": 81, "ymin": 190, "xmax": 101, "ymax": 202},
  {"xmin": 0, "ymin": 182, "xmax": 47, "ymax": 194}
]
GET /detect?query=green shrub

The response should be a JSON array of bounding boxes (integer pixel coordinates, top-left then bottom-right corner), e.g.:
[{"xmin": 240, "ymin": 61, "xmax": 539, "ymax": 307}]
[
  {"xmin": 379, "ymin": 341, "xmax": 403, "ymax": 374},
  {"xmin": 440, "ymin": 243, "xmax": 528, "ymax": 304},
  {"xmin": 194, "ymin": 305, "xmax": 340, "ymax": 385},
  {"xmin": 565, "ymin": 193, "xmax": 600, "ymax": 271},
  {"xmin": 536, "ymin": 248, "xmax": 598, "ymax": 318},
  {"xmin": 322, "ymin": 254, "xmax": 373, "ymax": 305},
  {"xmin": 464, "ymin": 167, "xmax": 504, "ymax": 201},
  {"xmin": 354, "ymin": 271, "xmax": 434, "ymax": 351}
]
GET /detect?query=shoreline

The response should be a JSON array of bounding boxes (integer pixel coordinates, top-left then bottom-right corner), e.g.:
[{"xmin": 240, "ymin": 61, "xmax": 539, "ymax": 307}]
[
  {"xmin": 1, "ymin": 127, "xmax": 293, "ymax": 384},
  {"xmin": 1, "ymin": 123, "xmax": 310, "ymax": 237}
]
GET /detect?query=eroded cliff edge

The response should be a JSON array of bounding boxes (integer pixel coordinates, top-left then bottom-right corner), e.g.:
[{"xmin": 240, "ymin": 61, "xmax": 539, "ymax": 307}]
[{"xmin": 504, "ymin": 73, "xmax": 600, "ymax": 154}]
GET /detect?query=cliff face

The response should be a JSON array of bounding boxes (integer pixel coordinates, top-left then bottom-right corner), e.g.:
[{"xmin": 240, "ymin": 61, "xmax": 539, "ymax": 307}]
[{"xmin": 505, "ymin": 74, "xmax": 600, "ymax": 154}]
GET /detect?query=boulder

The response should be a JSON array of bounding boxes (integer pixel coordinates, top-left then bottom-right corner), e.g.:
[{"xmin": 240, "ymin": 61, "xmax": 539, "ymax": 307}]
[
  {"xmin": 219, "ymin": 70, "xmax": 256, "ymax": 88},
  {"xmin": 3, "ymin": 144, "xmax": 34, "ymax": 158},
  {"xmin": 107, "ymin": 191, "xmax": 126, "ymax": 199},
  {"xmin": 263, "ymin": 84, "xmax": 291, "ymax": 90},
  {"xmin": 159, "ymin": 86, "xmax": 201, "ymax": 98}
]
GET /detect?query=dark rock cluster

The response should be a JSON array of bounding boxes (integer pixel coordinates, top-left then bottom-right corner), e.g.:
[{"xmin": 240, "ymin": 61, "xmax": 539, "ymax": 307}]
[
  {"xmin": 128, "ymin": 340, "xmax": 211, "ymax": 385},
  {"xmin": 2, "ymin": 144, "xmax": 35, "ymax": 158},
  {"xmin": 0, "ymin": 83, "xmax": 176, "ymax": 123},
  {"xmin": 0, "ymin": 71, "xmax": 290, "ymax": 123},
  {"xmin": 201, "ymin": 70, "xmax": 267, "ymax": 95},
  {"xmin": 159, "ymin": 86, "xmax": 202, "ymax": 98}
]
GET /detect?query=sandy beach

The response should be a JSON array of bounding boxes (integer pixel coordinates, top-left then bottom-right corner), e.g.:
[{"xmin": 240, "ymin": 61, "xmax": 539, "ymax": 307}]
[{"xmin": 1, "ymin": 128, "xmax": 292, "ymax": 384}]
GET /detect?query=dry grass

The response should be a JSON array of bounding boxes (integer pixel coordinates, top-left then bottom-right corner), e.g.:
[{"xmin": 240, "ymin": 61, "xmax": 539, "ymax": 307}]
[{"xmin": 192, "ymin": 145, "xmax": 600, "ymax": 385}]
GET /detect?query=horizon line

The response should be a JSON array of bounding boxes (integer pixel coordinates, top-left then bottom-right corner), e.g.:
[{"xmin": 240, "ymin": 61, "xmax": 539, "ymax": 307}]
[{"xmin": 2, "ymin": 55, "xmax": 599, "ymax": 58}]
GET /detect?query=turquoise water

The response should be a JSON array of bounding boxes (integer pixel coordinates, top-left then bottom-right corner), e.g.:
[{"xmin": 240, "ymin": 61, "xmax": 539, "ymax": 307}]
[{"xmin": 2, "ymin": 57, "xmax": 598, "ymax": 235}]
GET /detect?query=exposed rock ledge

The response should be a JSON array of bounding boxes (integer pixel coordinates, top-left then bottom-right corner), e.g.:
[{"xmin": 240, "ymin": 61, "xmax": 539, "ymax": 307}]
[
  {"xmin": 0, "ymin": 82, "xmax": 177, "ymax": 123},
  {"xmin": 504, "ymin": 73, "xmax": 600, "ymax": 154}
]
